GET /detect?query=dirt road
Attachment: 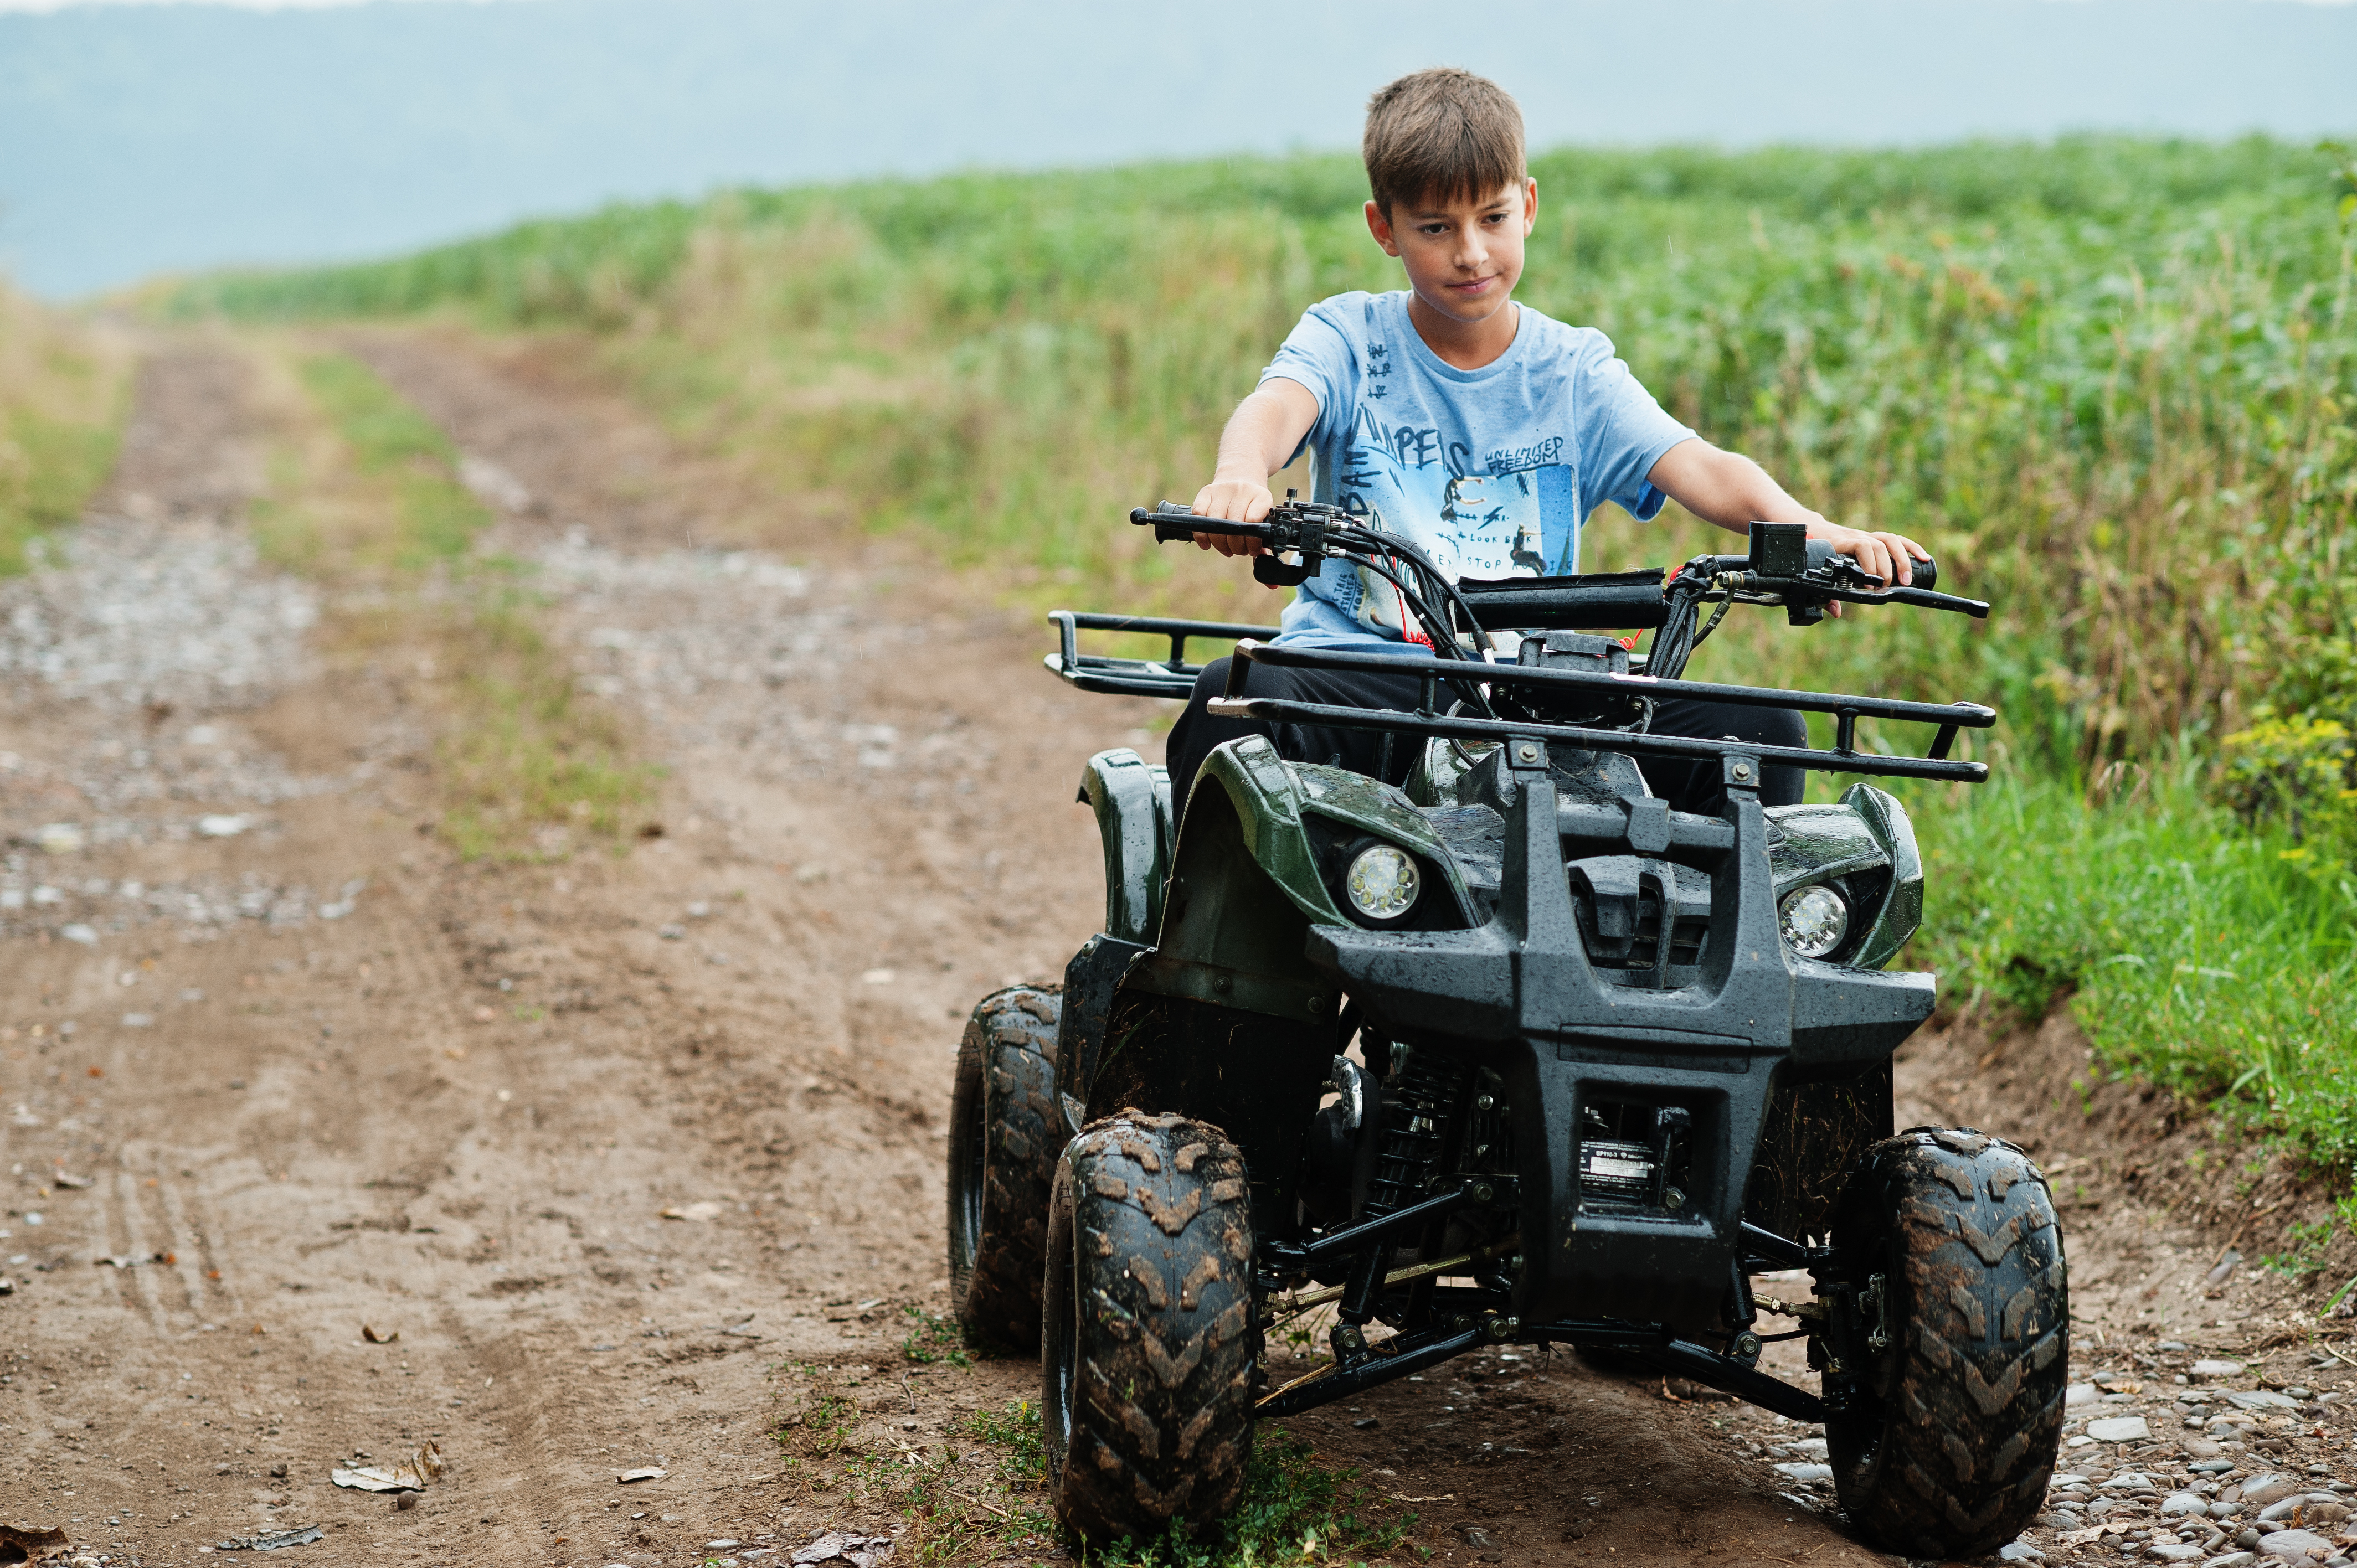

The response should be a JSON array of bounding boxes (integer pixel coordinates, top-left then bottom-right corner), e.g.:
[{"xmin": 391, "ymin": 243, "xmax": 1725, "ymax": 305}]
[{"xmin": 2, "ymin": 331, "xmax": 2348, "ymax": 1568}]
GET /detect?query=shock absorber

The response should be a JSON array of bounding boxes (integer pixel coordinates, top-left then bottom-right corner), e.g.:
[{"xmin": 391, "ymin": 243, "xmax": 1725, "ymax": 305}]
[
  {"xmin": 1366, "ymin": 1043, "xmax": 1465, "ymax": 1217},
  {"xmin": 1336, "ymin": 1042, "xmax": 1469, "ymax": 1342}
]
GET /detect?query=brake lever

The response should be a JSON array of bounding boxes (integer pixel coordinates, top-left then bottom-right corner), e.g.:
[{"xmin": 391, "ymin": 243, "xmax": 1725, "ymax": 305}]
[
  {"xmin": 1739, "ymin": 574, "xmax": 1990, "ymax": 620},
  {"xmin": 1130, "ymin": 500, "xmax": 1341, "ymax": 587}
]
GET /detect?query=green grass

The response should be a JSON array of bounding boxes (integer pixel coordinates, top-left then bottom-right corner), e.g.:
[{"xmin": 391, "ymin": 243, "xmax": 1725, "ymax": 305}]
[
  {"xmin": 898, "ymin": 1306, "xmax": 975, "ymax": 1369},
  {"xmin": 1913, "ymin": 771, "xmax": 2357, "ymax": 1167},
  {"xmin": 0, "ymin": 287, "xmax": 130, "ymax": 574},
  {"xmin": 431, "ymin": 591, "xmax": 657, "ymax": 862},
  {"xmin": 296, "ymin": 352, "xmax": 490, "ymax": 565}
]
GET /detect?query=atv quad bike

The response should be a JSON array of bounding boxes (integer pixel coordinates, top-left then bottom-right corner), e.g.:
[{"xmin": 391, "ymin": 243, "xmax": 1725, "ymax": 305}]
[{"xmin": 946, "ymin": 502, "xmax": 2068, "ymax": 1556}]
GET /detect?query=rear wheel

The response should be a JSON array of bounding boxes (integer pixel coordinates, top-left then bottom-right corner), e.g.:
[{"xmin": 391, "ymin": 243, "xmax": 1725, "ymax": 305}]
[
  {"xmin": 1827, "ymin": 1127, "xmax": 2067, "ymax": 1557},
  {"xmin": 946, "ymin": 986, "xmax": 1062, "ymax": 1353},
  {"xmin": 1044, "ymin": 1112, "xmax": 1256, "ymax": 1545}
]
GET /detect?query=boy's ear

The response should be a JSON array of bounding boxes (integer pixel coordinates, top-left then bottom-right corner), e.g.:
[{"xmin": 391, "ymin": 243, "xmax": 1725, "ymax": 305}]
[
  {"xmin": 1363, "ymin": 199, "xmax": 1402, "ymax": 258},
  {"xmin": 1522, "ymin": 177, "xmax": 1538, "ymax": 236}
]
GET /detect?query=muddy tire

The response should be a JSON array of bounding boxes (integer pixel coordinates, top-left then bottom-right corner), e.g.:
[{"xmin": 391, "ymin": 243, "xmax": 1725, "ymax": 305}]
[
  {"xmin": 1828, "ymin": 1127, "xmax": 2068, "ymax": 1557},
  {"xmin": 946, "ymin": 986, "xmax": 1063, "ymax": 1353},
  {"xmin": 1043, "ymin": 1112, "xmax": 1256, "ymax": 1545}
]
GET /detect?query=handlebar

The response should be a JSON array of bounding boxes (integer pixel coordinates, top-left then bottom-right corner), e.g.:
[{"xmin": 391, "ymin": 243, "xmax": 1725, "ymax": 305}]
[{"xmin": 1132, "ymin": 503, "xmax": 1986, "ymax": 621}]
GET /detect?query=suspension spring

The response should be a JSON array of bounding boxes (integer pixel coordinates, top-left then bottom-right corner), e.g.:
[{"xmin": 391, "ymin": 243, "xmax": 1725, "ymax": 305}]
[{"xmin": 1366, "ymin": 1044, "xmax": 1468, "ymax": 1216}]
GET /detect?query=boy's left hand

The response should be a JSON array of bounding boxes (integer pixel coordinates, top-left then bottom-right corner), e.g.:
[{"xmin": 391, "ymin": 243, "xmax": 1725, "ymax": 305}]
[{"xmin": 1811, "ymin": 522, "xmax": 1928, "ymax": 589}]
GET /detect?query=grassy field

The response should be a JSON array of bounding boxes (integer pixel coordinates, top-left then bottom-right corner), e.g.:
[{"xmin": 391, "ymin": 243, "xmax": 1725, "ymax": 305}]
[
  {"xmin": 0, "ymin": 283, "xmax": 131, "ymax": 575},
  {"xmin": 175, "ymin": 140, "xmax": 2357, "ymax": 1218}
]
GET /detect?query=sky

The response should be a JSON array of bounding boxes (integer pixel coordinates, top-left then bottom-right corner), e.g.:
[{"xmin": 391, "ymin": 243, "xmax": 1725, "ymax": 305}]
[{"xmin": 3, "ymin": 0, "xmax": 2354, "ymax": 296}]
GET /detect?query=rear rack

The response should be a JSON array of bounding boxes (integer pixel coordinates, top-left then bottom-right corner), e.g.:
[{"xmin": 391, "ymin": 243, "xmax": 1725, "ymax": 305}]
[
  {"xmin": 1044, "ymin": 611, "xmax": 1281, "ymax": 699},
  {"xmin": 1208, "ymin": 640, "xmax": 1996, "ymax": 783}
]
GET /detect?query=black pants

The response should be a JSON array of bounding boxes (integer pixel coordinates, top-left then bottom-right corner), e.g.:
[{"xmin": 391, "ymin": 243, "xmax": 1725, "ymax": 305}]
[{"xmin": 1165, "ymin": 656, "xmax": 1805, "ymax": 820}]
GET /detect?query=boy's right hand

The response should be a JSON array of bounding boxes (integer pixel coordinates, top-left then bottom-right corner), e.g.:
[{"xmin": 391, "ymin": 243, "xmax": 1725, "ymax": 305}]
[{"xmin": 1188, "ymin": 477, "xmax": 1273, "ymax": 557}]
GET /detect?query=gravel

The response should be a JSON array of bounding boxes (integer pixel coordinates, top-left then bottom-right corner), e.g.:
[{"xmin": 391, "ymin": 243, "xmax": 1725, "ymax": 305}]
[
  {"xmin": 2257, "ymin": 1527, "xmax": 2334, "ymax": 1560},
  {"xmin": 0, "ymin": 515, "xmax": 316, "ymax": 713}
]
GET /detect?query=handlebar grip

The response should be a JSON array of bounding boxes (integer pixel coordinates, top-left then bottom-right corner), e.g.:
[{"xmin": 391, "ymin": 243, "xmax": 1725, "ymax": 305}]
[
  {"xmin": 1908, "ymin": 554, "xmax": 1937, "ymax": 592},
  {"xmin": 1128, "ymin": 504, "xmax": 1270, "ymax": 545}
]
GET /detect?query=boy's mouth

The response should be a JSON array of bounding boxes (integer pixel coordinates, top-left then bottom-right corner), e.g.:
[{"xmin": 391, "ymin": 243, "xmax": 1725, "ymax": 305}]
[{"xmin": 1446, "ymin": 274, "xmax": 1500, "ymax": 297}]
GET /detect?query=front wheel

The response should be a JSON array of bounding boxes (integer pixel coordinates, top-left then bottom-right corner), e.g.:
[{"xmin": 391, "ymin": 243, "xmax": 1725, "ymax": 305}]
[
  {"xmin": 1043, "ymin": 1112, "xmax": 1257, "ymax": 1544},
  {"xmin": 1827, "ymin": 1127, "xmax": 2068, "ymax": 1557},
  {"xmin": 946, "ymin": 986, "xmax": 1062, "ymax": 1353}
]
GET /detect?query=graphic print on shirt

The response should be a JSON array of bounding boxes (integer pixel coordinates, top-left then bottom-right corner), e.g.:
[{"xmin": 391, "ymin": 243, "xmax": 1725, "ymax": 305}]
[{"xmin": 1331, "ymin": 403, "xmax": 1582, "ymax": 639}]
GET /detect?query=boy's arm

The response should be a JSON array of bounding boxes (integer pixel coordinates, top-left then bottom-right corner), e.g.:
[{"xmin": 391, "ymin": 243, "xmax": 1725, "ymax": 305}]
[
  {"xmin": 1648, "ymin": 438, "xmax": 1926, "ymax": 589},
  {"xmin": 1190, "ymin": 378, "xmax": 1322, "ymax": 558}
]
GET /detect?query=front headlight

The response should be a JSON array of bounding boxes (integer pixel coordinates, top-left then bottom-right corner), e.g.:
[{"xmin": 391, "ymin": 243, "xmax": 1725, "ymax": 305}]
[
  {"xmin": 1345, "ymin": 843, "xmax": 1421, "ymax": 923},
  {"xmin": 1778, "ymin": 884, "xmax": 1850, "ymax": 958}
]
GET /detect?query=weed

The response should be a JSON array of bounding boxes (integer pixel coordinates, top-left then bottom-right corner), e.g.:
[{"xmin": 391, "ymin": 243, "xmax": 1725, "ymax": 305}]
[
  {"xmin": 2263, "ymin": 1219, "xmax": 2337, "ymax": 1277},
  {"xmin": 773, "ymin": 1375, "xmax": 860, "ymax": 1463},
  {"xmin": 958, "ymin": 1400, "xmax": 1047, "ymax": 1493},
  {"xmin": 898, "ymin": 1306, "xmax": 973, "ymax": 1369}
]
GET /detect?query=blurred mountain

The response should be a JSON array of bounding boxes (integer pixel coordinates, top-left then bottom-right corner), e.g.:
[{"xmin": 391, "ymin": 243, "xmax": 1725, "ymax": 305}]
[{"xmin": 3, "ymin": 0, "xmax": 2352, "ymax": 296}]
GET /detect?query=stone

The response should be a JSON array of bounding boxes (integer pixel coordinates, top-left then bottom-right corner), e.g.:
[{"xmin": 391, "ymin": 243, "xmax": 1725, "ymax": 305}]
[
  {"xmin": 2257, "ymin": 1528, "xmax": 2333, "ymax": 1561},
  {"xmin": 2194, "ymin": 1361, "xmax": 2251, "ymax": 1381},
  {"xmin": 1776, "ymin": 1463, "xmax": 1834, "ymax": 1483},
  {"xmin": 2107, "ymin": 1474, "xmax": 2162, "ymax": 1492},
  {"xmin": 2071, "ymin": 1384, "xmax": 2103, "ymax": 1407},
  {"xmin": 2000, "ymin": 1544, "xmax": 2046, "ymax": 1563},
  {"xmin": 2205, "ymin": 1556, "xmax": 2257, "ymax": 1568},
  {"xmin": 2039, "ymin": 1513, "xmax": 2083, "ymax": 1529},
  {"xmin": 2229, "ymin": 1392, "xmax": 2301, "ymax": 1413},
  {"xmin": 2166, "ymin": 1495, "xmax": 2216, "ymax": 1517},
  {"xmin": 2152, "ymin": 1547, "xmax": 2207, "ymax": 1562},
  {"xmin": 2092, "ymin": 1417, "xmax": 2155, "ymax": 1443},
  {"xmin": 2247, "ymin": 1479, "xmax": 2306, "ymax": 1506}
]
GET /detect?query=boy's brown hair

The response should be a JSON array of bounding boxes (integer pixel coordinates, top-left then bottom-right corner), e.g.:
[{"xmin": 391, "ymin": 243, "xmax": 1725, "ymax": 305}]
[{"xmin": 1362, "ymin": 68, "xmax": 1526, "ymax": 219}]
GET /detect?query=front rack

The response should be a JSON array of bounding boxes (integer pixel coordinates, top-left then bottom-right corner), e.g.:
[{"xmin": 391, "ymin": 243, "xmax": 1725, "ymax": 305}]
[
  {"xmin": 1044, "ymin": 610, "xmax": 1280, "ymax": 699},
  {"xmin": 1208, "ymin": 640, "xmax": 1996, "ymax": 783}
]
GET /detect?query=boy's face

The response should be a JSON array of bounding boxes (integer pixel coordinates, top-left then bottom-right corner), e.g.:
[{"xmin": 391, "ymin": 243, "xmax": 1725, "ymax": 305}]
[{"xmin": 1365, "ymin": 178, "xmax": 1538, "ymax": 329}]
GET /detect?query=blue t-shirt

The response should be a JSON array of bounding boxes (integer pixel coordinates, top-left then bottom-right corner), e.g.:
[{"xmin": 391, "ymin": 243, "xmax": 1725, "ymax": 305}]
[{"xmin": 1259, "ymin": 290, "xmax": 1695, "ymax": 649}]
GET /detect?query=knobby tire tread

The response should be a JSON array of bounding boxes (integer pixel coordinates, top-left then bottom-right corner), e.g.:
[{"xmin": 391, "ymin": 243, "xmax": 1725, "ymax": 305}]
[
  {"xmin": 1831, "ymin": 1126, "xmax": 2068, "ymax": 1558},
  {"xmin": 1047, "ymin": 1112, "xmax": 1256, "ymax": 1545},
  {"xmin": 947, "ymin": 986, "xmax": 1062, "ymax": 1353}
]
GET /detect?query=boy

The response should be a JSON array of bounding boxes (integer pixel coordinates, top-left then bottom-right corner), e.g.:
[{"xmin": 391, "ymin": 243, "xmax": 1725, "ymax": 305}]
[{"xmin": 1165, "ymin": 68, "xmax": 1926, "ymax": 818}]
